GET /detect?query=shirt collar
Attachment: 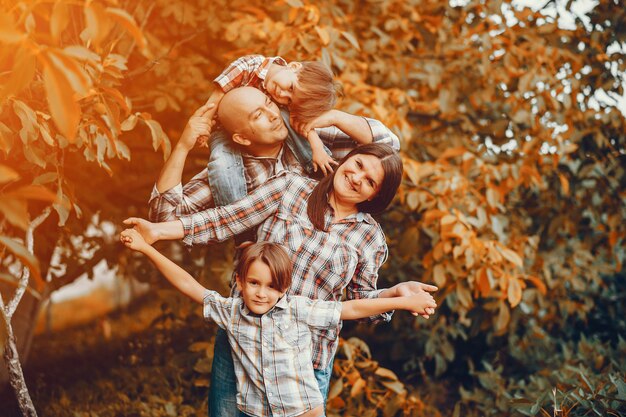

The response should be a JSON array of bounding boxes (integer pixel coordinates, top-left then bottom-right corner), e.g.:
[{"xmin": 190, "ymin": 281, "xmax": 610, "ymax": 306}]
[{"xmin": 325, "ymin": 196, "xmax": 376, "ymax": 225}]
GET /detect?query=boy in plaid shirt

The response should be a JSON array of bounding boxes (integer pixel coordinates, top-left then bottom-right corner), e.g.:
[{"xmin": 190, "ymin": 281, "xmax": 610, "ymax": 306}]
[{"xmin": 119, "ymin": 237, "xmax": 437, "ymax": 417}]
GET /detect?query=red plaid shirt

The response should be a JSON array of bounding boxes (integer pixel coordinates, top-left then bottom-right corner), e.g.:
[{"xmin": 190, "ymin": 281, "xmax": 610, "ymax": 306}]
[
  {"xmin": 148, "ymin": 120, "xmax": 400, "ymax": 222},
  {"xmin": 214, "ymin": 55, "xmax": 287, "ymax": 93},
  {"xmin": 180, "ymin": 172, "xmax": 391, "ymax": 370}
]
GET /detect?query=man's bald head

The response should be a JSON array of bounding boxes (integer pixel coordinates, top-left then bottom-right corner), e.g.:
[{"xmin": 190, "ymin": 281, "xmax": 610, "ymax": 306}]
[
  {"xmin": 217, "ymin": 87, "xmax": 262, "ymax": 135},
  {"xmin": 216, "ymin": 87, "xmax": 289, "ymax": 155}
]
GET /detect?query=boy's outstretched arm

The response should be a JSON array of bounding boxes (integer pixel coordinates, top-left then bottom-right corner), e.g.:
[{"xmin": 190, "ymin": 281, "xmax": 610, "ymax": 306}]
[
  {"xmin": 340, "ymin": 292, "xmax": 437, "ymax": 321},
  {"xmin": 120, "ymin": 228, "xmax": 206, "ymax": 304}
]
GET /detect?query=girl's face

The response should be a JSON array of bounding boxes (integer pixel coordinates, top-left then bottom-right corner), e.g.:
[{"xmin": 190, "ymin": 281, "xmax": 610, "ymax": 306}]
[
  {"xmin": 264, "ymin": 64, "xmax": 300, "ymax": 106},
  {"xmin": 236, "ymin": 260, "xmax": 285, "ymax": 315},
  {"xmin": 332, "ymin": 154, "xmax": 384, "ymax": 208}
]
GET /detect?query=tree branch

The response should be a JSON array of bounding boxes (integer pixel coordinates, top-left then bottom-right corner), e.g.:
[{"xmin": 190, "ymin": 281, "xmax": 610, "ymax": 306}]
[{"xmin": 5, "ymin": 207, "xmax": 51, "ymax": 319}]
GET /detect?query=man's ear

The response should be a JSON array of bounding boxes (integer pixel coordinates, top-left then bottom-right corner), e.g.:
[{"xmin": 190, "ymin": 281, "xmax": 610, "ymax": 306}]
[
  {"xmin": 232, "ymin": 133, "xmax": 251, "ymax": 147},
  {"xmin": 288, "ymin": 61, "xmax": 302, "ymax": 71}
]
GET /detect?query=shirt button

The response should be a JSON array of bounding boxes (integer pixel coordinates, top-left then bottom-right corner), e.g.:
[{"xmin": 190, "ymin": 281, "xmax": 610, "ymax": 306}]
[{"xmin": 268, "ymin": 393, "xmax": 273, "ymax": 398}]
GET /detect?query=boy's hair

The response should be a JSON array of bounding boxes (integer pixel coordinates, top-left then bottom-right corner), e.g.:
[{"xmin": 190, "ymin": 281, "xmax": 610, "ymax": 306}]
[
  {"xmin": 236, "ymin": 242, "xmax": 293, "ymax": 292},
  {"xmin": 290, "ymin": 61, "xmax": 340, "ymax": 123}
]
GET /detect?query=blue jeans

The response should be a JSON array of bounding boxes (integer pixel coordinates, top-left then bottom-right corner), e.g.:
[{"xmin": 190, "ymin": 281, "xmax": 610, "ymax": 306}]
[
  {"xmin": 207, "ymin": 110, "xmax": 330, "ymax": 207},
  {"xmin": 209, "ymin": 327, "xmax": 334, "ymax": 417}
]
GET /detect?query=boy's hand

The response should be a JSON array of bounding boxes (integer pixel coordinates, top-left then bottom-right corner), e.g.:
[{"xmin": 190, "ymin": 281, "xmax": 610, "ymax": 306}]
[
  {"xmin": 122, "ymin": 217, "xmax": 160, "ymax": 245},
  {"xmin": 390, "ymin": 281, "xmax": 438, "ymax": 318},
  {"xmin": 407, "ymin": 292, "xmax": 438, "ymax": 316},
  {"xmin": 311, "ymin": 147, "xmax": 338, "ymax": 176},
  {"xmin": 178, "ymin": 102, "xmax": 216, "ymax": 151},
  {"xmin": 120, "ymin": 228, "xmax": 150, "ymax": 252}
]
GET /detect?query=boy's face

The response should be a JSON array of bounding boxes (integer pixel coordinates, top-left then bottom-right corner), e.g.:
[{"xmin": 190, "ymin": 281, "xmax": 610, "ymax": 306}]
[
  {"xmin": 264, "ymin": 63, "xmax": 300, "ymax": 106},
  {"xmin": 236, "ymin": 260, "xmax": 286, "ymax": 315}
]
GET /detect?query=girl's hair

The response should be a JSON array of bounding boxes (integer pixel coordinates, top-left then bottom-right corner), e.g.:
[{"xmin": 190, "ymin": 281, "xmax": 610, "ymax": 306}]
[
  {"xmin": 306, "ymin": 143, "xmax": 403, "ymax": 230},
  {"xmin": 236, "ymin": 242, "xmax": 293, "ymax": 292},
  {"xmin": 289, "ymin": 61, "xmax": 340, "ymax": 122}
]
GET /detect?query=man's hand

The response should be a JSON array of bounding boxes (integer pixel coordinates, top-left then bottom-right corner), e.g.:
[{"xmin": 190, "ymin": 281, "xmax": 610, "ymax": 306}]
[
  {"xmin": 291, "ymin": 110, "xmax": 339, "ymax": 138},
  {"xmin": 177, "ymin": 102, "xmax": 216, "ymax": 152},
  {"xmin": 123, "ymin": 217, "xmax": 161, "ymax": 245},
  {"xmin": 388, "ymin": 281, "xmax": 439, "ymax": 319}
]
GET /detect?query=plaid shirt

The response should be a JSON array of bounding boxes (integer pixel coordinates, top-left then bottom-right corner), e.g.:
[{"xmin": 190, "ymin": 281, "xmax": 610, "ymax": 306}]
[
  {"xmin": 204, "ymin": 291, "xmax": 342, "ymax": 417},
  {"xmin": 148, "ymin": 120, "xmax": 400, "ymax": 222},
  {"xmin": 214, "ymin": 55, "xmax": 287, "ymax": 93},
  {"xmin": 181, "ymin": 172, "xmax": 391, "ymax": 370}
]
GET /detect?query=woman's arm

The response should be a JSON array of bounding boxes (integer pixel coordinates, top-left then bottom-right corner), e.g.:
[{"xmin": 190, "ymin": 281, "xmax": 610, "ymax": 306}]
[
  {"xmin": 341, "ymin": 293, "xmax": 437, "ymax": 320},
  {"xmin": 126, "ymin": 172, "xmax": 290, "ymax": 246}
]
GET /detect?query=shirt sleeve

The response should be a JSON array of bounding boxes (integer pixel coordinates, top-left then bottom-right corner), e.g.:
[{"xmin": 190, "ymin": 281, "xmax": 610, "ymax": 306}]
[
  {"xmin": 179, "ymin": 172, "xmax": 290, "ymax": 246},
  {"xmin": 316, "ymin": 117, "xmax": 401, "ymax": 160},
  {"xmin": 148, "ymin": 169, "xmax": 216, "ymax": 223},
  {"xmin": 213, "ymin": 54, "xmax": 265, "ymax": 92},
  {"xmin": 345, "ymin": 227, "xmax": 392, "ymax": 323},
  {"xmin": 203, "ymin": 289, "xmax": 237, "ymax": 330},
  {"xmin": 291, "ymin": 297, "xmax": 342, "ymax": 330}
]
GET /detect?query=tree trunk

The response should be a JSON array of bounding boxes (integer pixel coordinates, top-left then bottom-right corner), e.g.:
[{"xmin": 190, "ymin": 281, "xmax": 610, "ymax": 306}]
[{"xmin": 2, "ymin": 319, "xmax": 37, "ymax": 417}]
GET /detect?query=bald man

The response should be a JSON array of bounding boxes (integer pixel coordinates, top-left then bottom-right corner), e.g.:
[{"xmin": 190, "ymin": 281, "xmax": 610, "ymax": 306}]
[
  {"xmin": 147, "ymin": 89, "xmax": 401, "ymax": 416},
  {"xmin": 149, "ymin": 87, "xmax": 400, "ymax": 222}
]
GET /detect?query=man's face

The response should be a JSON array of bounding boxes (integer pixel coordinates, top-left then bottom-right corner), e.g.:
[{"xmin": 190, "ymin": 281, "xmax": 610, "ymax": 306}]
[
  {"xmin": 234, "ymin": 89, "xmax": 289, "ymax": 149},
  {"xmin": 236, "ymin": 260, "xmax": 285, "ymax": 315}
]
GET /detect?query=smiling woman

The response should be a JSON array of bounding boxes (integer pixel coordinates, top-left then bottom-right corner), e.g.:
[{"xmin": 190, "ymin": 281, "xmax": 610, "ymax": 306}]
[{"xmin": 123, "ymin": 142, "xmax": 439, "ymax": 416}]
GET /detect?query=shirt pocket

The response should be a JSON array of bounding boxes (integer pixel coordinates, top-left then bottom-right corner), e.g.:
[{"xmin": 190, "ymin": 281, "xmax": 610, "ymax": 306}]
[
  {"xmin": 276, "ymin": 317, "xmax": 300, "ymax": 348},
  {"xmin": 313, "ymin": 245, "xmax": 356, "ymax": 296}
]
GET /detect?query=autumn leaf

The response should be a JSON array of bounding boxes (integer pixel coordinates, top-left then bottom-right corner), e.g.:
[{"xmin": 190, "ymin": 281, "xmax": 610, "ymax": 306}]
[
  {"xmin": 0, "ymin": 236, "xmax": 41, "ymax": 284},
  {"xmin": 40, "ymin": 57, "xmax": 82, "ymax": 142}
]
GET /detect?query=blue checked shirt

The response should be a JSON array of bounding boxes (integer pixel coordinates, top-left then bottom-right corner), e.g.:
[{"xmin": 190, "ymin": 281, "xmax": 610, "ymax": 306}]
[
  {"xmin": 204, "ymin": 290, "xmax": 342, "ymax": 417},
  {"xmin": 181, "ymin": 172, "xmax": 392, "ymax": 370}
]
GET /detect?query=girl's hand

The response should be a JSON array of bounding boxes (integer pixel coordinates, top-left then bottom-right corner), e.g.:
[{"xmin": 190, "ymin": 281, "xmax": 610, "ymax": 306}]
[
  {"xmin": 178, "ymin": 102, "xmax": 216, "ymax": 151},
  {"xmin": 291, "ymin": 110, "xmax": 339, "ymax": 137},
  {"xmin": 120, "ymin": 228, "xmax": 150, "ymax": 252},
  {"xmin": 311, "ymin": 148, "xmax": 338, "ymax": 176}
]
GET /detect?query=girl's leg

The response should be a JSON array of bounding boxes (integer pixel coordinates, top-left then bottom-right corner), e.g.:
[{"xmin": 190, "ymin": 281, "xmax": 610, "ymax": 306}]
[
  {"xmin": 209, "ymin": 327, "xmax": 245, "ymax": 417},
  {"xmin": 207, "ymin": 130, "xmax": 246, "ymax": 207}
]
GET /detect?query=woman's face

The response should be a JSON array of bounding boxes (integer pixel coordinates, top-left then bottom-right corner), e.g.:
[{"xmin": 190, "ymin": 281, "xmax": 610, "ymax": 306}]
[{"xmin": 332, "ymin": 154, "xmax": 385, "ymax": 207}]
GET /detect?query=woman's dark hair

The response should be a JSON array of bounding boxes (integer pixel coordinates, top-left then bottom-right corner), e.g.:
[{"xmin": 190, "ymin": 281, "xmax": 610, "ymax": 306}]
[{"xmin": 306, "ymin": 143, "xmax": 403, "ymax": 230}]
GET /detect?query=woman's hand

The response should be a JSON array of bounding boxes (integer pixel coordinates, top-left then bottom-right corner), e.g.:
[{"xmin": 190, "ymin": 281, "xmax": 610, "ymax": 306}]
[
  {"xmin": 405, "ymin": 292, "xmax": 438, "ymax": 316},
  {"xmin": 122, "ymin": 217, "xmax": 161, "ymax": 245},
  {"xmin": 383, "ymin": 281, "xmax": 439, "ymax": 318},
  {"xmin": 120, "ymin": 228, "xmax": 151, "ymax": 253}
]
